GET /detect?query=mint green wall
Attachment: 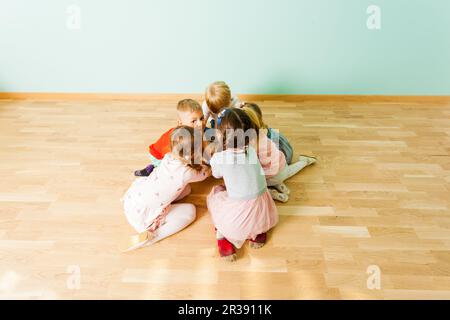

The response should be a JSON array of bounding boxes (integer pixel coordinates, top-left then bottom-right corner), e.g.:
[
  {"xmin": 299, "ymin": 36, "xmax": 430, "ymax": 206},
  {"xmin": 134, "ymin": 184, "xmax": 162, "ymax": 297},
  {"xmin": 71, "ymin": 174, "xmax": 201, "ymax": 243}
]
[{"xmin": 1, "ymin": 0, "xmax": 449, "ymax": 95}]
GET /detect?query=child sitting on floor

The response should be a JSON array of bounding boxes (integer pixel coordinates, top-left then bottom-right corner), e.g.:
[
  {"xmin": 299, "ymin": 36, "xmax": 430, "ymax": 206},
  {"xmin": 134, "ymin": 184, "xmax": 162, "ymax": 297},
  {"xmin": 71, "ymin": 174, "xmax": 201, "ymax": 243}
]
[
  {"xmin": 134, "ymin": 99, "xmax": 205, "ymax": 177},
  {"xmin": 241, "ymin": 103, "xmax": 316, "ymax": 202},
  {"xmin": 122, "ymin": 126, "xmax": 211, "ymax": 252},
  {"xmin": 207, "ymin": 108, "xmax": 278, "ymax": 261}
]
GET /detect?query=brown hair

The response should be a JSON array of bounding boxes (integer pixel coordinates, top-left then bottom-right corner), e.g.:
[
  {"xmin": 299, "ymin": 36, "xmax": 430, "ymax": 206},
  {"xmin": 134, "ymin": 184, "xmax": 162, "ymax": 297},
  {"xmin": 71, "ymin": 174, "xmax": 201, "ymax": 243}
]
[
  {"xmin": 205, "ymin": 81, "xmax": 232, "ymax": 114},
  {"xmin": 241, "ymin": 102, "xmax": 267, "ymax": 129},
  {"xmin": 177, "ymin": 99, "xmax": 202, "ymax": 113},
  {"xmin": 218, "ymin": 108, "xmax": 257, "ymax": 150},
  {"xmin": 170, "ymin": 126, "xmax": 203, "ymax": 171}
]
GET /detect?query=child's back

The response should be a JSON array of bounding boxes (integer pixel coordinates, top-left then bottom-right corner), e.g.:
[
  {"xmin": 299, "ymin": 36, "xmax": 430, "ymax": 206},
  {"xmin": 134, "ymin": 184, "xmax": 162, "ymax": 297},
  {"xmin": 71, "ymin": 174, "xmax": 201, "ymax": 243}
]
[{"xmin": 210, "ymin": 147, "xmax": 265, "ymax": 200}]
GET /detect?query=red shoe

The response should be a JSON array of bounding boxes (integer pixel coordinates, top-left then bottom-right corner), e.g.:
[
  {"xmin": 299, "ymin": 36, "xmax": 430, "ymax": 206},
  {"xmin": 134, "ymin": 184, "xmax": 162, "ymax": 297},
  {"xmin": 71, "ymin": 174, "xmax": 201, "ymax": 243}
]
[
  {"xmin": 249, "ymin": 232, "xmax": 267, "ymax": 249},
  {"xmin": 217, "ymin": 238, "xmax": 237, "ymax": 261}
]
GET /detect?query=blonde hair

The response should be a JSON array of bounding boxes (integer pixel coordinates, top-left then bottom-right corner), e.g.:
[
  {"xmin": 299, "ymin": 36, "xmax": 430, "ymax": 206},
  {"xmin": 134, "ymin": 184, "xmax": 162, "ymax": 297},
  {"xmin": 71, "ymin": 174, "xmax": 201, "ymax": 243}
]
[
  {"xmin": 205, "ymin": 81, "xmax": 232, "ymax": 114},
  {"xmin": 241, "ymin": 102, "xmax": 268, "ymax": 129},
  {"xmin": 170, "ymin": 126, "xmax": 203, "ymax": 171},
  {"xmin": 177, "ymin": 99, "xmax": 202, "ymax": 113}
]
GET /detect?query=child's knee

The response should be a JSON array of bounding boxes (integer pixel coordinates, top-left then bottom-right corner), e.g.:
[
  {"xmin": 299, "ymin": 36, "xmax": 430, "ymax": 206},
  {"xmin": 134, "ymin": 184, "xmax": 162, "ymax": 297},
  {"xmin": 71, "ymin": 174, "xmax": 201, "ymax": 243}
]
[
  {"xmin": 171, "ymin": 203, "xmax": 196, "ymax": 223},
  {"xmin": 185, "ymin": 203, "xmax": 196, "ymax": 222}
]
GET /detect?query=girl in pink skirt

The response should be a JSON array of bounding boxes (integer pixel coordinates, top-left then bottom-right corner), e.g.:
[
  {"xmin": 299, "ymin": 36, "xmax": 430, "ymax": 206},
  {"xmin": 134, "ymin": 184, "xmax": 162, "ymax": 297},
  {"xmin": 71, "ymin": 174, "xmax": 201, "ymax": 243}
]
[
  {"xmin": 241, "ymin": 103, "xmax": 317, "ymax": 203},
  {"xmin": 207, "ymin": 108, "xmax": 279, "ymax": 261}
]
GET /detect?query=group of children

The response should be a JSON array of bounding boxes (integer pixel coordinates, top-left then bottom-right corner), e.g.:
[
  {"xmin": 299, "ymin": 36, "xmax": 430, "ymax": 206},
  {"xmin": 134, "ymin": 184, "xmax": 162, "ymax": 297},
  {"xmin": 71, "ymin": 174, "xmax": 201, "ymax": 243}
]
[{"xmin": 121, "ymin": 81, "xmax": 316, "ymax": 261}]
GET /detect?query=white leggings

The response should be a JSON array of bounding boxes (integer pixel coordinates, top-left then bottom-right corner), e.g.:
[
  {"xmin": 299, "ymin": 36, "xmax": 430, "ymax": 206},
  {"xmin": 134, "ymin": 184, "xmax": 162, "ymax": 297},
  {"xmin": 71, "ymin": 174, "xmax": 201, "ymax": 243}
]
[
  {"xmin": 266, "ymin": 158, "xmax": 310, "ymax": 187},
  {"xmin": 144, "ymin": 185, "xmax": 196, "ymax": 246}
]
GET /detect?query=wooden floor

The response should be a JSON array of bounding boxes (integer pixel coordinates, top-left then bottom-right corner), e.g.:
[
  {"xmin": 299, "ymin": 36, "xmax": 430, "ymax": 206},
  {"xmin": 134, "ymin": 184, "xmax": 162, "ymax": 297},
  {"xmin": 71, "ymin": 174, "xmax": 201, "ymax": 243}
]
[{"xmin": 1, "ymin": 97, "xmax": 450, "ymax": 300}]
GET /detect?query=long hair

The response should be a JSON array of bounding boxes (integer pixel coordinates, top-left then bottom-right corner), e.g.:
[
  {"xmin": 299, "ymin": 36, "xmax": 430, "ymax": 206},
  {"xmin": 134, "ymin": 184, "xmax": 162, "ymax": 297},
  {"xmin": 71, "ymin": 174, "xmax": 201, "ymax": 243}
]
[
  {"xmin": 241, "ymin": 102, "xmax": 268, "ymax": 129},
  {"xmin": 170, "ymin": 126, "xmax": 203, "ymax": 171}
]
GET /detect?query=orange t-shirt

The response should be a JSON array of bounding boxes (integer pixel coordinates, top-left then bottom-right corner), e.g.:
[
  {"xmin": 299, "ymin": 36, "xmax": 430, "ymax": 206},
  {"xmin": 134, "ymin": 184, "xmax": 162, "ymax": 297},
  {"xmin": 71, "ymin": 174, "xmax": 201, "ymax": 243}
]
[{"xmin": 149, "ymin": 128, "xmax": 175, "ymax": 160}]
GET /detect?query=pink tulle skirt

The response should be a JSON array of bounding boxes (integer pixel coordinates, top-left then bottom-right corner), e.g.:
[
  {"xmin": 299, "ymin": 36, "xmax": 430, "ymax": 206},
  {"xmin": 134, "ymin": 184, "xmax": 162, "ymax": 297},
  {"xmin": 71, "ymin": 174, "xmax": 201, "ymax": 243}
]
[{"xmin": 207, "ymin": 185, "xmax": 279, "ymax": 248}]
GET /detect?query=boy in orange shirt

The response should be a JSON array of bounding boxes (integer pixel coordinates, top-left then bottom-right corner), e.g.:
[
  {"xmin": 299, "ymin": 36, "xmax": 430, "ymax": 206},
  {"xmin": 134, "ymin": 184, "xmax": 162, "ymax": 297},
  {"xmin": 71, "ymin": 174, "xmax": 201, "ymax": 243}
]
[{"xmin": 134, "ymin": 99, "xmax": 205, "ymax": 176}]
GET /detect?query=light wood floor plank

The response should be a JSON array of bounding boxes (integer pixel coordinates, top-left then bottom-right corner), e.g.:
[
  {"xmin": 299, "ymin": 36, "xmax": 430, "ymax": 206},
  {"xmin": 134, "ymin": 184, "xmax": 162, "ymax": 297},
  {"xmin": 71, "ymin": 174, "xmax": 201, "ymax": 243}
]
[{"xmin": 1, "ymin": 97, "xmax": 449, "ymax": 299}]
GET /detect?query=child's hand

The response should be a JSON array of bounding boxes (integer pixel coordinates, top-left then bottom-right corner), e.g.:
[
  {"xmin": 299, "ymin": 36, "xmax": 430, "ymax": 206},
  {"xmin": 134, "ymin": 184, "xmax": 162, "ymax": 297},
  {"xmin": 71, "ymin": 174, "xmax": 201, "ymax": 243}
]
[
  {"xmin": 202, "ymin": 142, "xmax": 217, "ymax": 164},
  {"xmin": 202, "ymin": 165, "xmax": 212, "ymax": 177}
]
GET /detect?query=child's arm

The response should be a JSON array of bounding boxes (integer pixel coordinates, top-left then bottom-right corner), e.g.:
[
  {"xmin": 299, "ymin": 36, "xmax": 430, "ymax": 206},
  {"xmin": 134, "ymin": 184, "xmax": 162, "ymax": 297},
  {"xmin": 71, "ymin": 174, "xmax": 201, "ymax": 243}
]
[
  {"xmin": 258, "ymin": 134, "xmax": 285, "ymax": 176},
  {"xmin": 209, "ymin": 153, "xmax": 223, "ymax": 179},
  {"xmin": 184, "ymin": 164, "xmax": 212, "ymax": 184},
  {"xmin": 202, "ymin": 139, "xmax": 219, "ymax": 165}
]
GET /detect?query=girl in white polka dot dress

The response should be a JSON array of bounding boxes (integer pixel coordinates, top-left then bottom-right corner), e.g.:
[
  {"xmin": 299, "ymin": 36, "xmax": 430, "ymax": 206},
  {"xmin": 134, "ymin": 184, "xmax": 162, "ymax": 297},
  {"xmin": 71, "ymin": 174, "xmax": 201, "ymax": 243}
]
[{"xmin": 122, "ymin": 126, "xmax": 211, "ymax": 251}]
